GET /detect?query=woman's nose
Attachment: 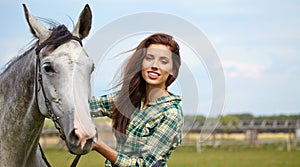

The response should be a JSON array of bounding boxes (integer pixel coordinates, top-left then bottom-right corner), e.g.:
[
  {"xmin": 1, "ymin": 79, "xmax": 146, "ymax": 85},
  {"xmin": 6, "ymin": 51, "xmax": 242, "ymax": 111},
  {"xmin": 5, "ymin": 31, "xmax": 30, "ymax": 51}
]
[
  {"xmin": 151, "ymin": 60, "xmax": 159, "ymax": 69},
  {"xmin": 151, "ymin": 66, "xmax": 158, "ymax": 70}
]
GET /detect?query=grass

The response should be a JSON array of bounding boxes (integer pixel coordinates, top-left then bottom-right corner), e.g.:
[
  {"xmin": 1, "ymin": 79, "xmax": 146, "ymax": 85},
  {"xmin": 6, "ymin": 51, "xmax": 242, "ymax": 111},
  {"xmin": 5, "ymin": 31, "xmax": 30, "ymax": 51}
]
[
  {"xmin": 43, "ymin": 119, "xmax": 300, "ymax": 166},
  {"xmin": 43, "ymin": 148, "xmax": 105, "ymax": 167},
  {"xmin": 43, "ymin": 146, "xmax": 300, "ymax": 167},
  {"xmin": 169, "ymin": 149, "xmax": 300, "ymax": 167}
]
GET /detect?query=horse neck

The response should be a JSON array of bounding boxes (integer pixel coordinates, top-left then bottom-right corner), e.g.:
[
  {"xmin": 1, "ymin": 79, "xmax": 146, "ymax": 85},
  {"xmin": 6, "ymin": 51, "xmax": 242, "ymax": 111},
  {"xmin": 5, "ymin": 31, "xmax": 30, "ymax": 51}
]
[{"xmin": 0, "ymin": 46, "xmax": 45, "ymax": 165}]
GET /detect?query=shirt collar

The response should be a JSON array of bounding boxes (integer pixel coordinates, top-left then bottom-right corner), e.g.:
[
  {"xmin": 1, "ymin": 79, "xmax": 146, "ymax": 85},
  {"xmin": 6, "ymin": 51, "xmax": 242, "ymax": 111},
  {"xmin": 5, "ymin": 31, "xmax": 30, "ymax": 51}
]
[{"xmin": 142, "ymin": 92, "xmax": 182, "ymax": 106}]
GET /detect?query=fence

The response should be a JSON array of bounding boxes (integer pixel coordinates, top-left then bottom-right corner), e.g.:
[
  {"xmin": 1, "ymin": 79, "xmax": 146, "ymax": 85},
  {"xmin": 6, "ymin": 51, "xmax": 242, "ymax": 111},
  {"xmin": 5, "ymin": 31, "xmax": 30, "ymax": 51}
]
[
  {"xmin": 40, "ymin": 119, "xmax": 300, "ymax": 151},
  {"xmin": 182, "ymin": 119, "xmax": 300, "ymax": 152}
]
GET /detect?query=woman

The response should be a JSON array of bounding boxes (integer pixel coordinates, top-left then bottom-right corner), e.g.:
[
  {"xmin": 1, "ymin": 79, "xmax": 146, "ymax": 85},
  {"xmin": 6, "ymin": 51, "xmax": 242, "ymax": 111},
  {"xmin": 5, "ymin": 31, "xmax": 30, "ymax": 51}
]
[{"xmin": 90, "ymin": 33, "xmax": 183, "ymax": 167}]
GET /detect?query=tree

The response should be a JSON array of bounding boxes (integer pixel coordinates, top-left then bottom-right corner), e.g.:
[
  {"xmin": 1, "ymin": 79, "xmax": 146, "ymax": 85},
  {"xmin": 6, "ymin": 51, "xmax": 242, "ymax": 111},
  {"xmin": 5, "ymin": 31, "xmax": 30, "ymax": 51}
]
[{"xmin": 220, "ymin": 114, "xmax": 240, "ymax": 126}]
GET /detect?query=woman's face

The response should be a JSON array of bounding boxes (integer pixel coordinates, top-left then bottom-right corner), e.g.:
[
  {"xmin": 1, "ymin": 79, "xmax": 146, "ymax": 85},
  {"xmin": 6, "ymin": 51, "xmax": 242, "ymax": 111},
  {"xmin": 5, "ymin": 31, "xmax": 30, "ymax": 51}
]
[{"xmin": 142, "ymin": 44, "xmax": 173, "ymax": 89}]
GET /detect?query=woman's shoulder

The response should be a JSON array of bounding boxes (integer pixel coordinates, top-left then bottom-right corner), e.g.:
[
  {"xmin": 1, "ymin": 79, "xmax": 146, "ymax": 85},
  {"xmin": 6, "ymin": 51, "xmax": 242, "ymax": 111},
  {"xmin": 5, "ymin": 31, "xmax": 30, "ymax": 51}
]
[
  {"xmin": 156, "ymin": 92, "xmax": 183, "ymax": 118},
  {"xmin": 154, "ymin": 92, "xmax": 181, "ymax": 105}
]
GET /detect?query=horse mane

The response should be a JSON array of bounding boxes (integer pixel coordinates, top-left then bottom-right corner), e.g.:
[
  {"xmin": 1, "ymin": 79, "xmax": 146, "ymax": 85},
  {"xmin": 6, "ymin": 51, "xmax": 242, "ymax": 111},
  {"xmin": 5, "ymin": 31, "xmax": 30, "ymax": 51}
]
[
  {"xmin": 0, "ymin": 45, "xmax": 36, "ymax": 76},
  {"xmin": 0, "ymin": 20, "xmax": 74, "ymax": 75},
  {"xmin": 37, "ymin": 25, "xmax": 74, "ymax": 56}
]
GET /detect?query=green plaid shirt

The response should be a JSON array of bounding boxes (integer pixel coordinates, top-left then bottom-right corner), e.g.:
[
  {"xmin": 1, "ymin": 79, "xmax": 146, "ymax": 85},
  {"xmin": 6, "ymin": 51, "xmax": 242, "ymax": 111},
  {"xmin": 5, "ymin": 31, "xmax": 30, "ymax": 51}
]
[{"xmin": 89, "ymin": 92, "xmax": 183, "ymax": 167}]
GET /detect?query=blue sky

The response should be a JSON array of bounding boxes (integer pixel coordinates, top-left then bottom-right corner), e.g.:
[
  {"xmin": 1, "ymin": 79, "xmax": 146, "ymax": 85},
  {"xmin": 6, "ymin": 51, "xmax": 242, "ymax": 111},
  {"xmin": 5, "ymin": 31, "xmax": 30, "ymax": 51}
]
[{"xmin": 0, "ymin": 0, "xmax": 299, "ymax": 116}]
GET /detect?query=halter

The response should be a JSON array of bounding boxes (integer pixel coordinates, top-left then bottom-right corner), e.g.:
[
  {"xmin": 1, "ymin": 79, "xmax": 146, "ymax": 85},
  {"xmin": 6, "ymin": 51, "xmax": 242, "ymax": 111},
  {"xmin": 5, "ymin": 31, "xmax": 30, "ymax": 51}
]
[{"xmin": 35, "ymin": 36, "xmax": 83, "ymax": 167}]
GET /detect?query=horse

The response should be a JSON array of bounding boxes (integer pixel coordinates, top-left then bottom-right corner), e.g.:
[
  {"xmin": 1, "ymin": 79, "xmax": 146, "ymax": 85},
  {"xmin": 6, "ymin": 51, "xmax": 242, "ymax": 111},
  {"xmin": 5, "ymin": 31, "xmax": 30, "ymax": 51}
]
[{"xmin": 0, "ymin": 4, "xmax": 97, "ymax": 166}]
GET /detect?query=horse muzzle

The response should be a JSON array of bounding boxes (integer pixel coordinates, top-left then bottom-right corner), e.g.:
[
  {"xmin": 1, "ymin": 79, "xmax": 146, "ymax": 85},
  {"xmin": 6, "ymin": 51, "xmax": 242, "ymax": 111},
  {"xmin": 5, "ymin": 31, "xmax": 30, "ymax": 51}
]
[{"xmin": 66, "ymin": 128, "xmax": 98, "ymax": 155}]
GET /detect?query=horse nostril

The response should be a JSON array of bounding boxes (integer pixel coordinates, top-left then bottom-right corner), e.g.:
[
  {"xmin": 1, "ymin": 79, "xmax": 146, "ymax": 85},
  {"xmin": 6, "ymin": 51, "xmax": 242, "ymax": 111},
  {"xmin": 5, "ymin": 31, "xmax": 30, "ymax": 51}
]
[
  {"xmin": 69, "ymin": 129, "xmax": 80, "ymax": 145},
  {"xmin": 86, "ymin": 138, "xmax": 93, "ymax": 146},
  {"xmin": 69, "ymin": 128, "xmax": 96, "ymax": 150}
]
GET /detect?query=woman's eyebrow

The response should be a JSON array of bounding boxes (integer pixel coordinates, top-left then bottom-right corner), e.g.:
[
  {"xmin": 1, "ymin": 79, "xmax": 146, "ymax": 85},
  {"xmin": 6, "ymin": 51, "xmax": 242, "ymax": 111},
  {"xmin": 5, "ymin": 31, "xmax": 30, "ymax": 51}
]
[{"xmin": 145, "ymin": 53, "xmax": 154, "ymax": 57}]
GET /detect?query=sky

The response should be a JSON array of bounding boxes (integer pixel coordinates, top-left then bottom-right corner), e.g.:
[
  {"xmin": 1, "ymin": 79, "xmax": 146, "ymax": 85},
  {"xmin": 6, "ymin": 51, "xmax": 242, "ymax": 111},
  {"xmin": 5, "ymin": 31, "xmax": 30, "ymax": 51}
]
[{"xmin": 0, "ymin": 0, "xmax": 299, "ymax": 117}]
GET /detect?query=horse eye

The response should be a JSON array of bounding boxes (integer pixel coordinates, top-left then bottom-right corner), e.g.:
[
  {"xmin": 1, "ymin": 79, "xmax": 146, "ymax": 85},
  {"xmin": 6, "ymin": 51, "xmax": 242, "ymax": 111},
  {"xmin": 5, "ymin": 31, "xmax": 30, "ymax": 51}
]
[{"xmin": 42, "ymin": 63, "xmax": 55, "ymax": 73}]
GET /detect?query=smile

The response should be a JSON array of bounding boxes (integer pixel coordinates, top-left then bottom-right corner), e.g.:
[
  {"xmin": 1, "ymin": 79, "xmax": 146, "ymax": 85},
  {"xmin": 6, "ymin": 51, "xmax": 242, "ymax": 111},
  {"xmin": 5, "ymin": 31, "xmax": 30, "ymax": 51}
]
[{"xmin": 147, "ymin": 71, "xmax": 160, "ymax": 78}]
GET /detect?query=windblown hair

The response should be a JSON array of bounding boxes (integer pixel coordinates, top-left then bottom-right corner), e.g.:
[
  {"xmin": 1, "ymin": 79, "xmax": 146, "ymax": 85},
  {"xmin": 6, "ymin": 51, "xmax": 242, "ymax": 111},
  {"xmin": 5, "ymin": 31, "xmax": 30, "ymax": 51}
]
[
  {"xmin": 35, "ymin": 25, "xmax": 75, "ymax": 55},
  {"xmin": 1, "ymin": 24, "xmax": 73, "ymax": 75},
  {"xmin": 112, "ymin": 33, "xmax": 181, "ymax": 142},
  {"xmin": 0, "ymin": 24, "xmax": 76, "ymax": 106}
]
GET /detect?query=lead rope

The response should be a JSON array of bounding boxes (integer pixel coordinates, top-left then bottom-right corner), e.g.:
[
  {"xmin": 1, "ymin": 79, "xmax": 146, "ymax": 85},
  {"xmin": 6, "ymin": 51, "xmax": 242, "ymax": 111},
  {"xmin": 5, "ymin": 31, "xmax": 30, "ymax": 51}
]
[
  {"xmin": 70, "ymin": 155, "xmax": 82, "ymax": 167},
  {"xmin": 39, "ymin": 143, "xmax": 52, "ymax": 167}
]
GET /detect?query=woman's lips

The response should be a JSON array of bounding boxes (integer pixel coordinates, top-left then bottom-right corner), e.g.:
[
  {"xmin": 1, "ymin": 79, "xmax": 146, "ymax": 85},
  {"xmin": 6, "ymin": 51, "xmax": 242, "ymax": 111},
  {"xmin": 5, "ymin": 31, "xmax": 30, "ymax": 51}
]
[{"xmin": 147, "ymin": 71, "xmax": 160, "ymax": 79}]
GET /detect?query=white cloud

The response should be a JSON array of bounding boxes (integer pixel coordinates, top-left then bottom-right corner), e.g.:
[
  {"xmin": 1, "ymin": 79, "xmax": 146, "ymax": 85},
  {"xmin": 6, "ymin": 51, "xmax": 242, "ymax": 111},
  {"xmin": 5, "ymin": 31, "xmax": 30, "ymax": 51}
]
[{"xmin": 222, "ymin": 60, "xmax": 268, "ymax": 79}]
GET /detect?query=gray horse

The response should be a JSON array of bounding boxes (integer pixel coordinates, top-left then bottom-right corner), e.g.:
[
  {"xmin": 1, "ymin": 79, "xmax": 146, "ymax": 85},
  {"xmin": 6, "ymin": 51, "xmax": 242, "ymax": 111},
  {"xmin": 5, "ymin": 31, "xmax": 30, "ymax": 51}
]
[{"xmin": 0, "ymin": 4, "xmax": 97, "ymax": 166}]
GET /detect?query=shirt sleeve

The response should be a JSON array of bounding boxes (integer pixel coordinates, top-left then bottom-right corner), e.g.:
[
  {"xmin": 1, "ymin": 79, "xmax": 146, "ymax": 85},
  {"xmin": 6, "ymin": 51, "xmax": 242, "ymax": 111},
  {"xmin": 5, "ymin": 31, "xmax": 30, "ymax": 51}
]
[
  {"xmin": 89, "ymin": 92, "xmax": 118, "ymax": 118},
  {"xmin": 113, "ymin": 106, "xmax": 183, "ymax": 167}
]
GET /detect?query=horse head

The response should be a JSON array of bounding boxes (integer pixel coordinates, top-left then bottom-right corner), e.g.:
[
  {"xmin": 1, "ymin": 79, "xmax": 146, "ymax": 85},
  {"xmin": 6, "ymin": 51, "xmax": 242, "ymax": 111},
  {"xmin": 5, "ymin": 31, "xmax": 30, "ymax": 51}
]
[{"xmin": 23, "ymin": 4, "xmax": 97, "ymax": 155}]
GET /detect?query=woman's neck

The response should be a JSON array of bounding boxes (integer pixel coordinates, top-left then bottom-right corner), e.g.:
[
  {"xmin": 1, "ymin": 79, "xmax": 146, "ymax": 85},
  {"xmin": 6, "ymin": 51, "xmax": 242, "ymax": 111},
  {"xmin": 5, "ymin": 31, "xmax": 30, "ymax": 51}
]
[{"xmin": 144, "ymin": 85, "xmax": 169, "ymax": 107}]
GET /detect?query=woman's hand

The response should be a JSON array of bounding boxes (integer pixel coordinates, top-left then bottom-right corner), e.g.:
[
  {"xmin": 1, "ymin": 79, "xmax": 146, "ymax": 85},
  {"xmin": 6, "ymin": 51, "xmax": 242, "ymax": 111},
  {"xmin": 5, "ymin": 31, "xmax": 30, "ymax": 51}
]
[{"xmin": 92, "ymin": 139, "xmax": 118, "ymax": 164}]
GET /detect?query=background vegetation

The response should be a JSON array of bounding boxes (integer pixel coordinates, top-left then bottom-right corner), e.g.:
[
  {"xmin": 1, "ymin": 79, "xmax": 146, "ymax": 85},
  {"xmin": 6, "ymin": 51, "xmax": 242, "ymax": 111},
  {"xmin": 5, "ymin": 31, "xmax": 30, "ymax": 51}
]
[
  {"xmin": 42, "ymin": 114, "xmax": 300, "ymax": 166},
  {"xmin": 44, "ymin": 145, "xmax": 300, "ymax": 167}
]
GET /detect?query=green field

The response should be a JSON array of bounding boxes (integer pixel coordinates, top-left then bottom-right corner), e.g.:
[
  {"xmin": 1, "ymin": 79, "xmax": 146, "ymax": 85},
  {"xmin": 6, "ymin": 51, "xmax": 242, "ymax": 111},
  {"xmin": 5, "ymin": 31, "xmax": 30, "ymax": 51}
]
[{"xmin": 44, "ymin": 147, "xmax": 300, "ymax": 167}]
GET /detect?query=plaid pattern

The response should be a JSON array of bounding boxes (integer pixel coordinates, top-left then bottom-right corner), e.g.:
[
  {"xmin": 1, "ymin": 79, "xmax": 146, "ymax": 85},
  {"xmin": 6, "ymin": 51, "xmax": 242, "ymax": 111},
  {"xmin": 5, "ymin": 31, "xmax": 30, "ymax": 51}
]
[
  {"xmin": 89, "ymin": 92, "xmax": 183, "ymax": 167},
  {"xmin": 90, "ymin": 92, "xmax": 119, "ymax": 118}
]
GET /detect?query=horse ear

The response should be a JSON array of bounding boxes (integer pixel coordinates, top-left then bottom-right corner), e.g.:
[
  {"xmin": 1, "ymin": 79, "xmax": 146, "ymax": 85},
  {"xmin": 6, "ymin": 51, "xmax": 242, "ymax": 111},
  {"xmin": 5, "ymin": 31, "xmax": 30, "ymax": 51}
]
[
  {"xmin": 72, "ymin": 4, "xmax": 92, "ymax": 40},
  {"xmin": 22, "ymin": 4, "xmax": 51, "ymax": 44}
]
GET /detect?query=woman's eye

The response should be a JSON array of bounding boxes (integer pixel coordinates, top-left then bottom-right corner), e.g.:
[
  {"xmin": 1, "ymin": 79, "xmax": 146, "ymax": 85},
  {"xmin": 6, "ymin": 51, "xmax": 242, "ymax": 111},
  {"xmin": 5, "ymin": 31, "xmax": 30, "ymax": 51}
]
[
  {"xmin": 145, "ymin": 54, "xmax": 154, "ymax": 61},
  {"xmin": 161, "ymin": 59, "xmax": 169, "ymax": 64},
  {"xmin": 42, "ymin": 63, "xmax": 55, "ymax": 73}
]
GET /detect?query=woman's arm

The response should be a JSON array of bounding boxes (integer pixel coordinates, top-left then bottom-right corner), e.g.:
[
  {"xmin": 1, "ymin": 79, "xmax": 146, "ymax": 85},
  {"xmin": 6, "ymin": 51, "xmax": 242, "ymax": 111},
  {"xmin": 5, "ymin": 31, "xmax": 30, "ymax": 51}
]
[
  {"xmin": 89, "ymin": 92, "xmax": 118, "ymax": 118},
  {"xmin": 94, "ymin": 107, "xmax": 183, "ymax": 167},
  {"xmin": 116, "ymin": 108, "xmax": 183, "ymax": 166},
  {"xmin": 92, "ymin": 140, "xmax": 118, "ymax": 164}
]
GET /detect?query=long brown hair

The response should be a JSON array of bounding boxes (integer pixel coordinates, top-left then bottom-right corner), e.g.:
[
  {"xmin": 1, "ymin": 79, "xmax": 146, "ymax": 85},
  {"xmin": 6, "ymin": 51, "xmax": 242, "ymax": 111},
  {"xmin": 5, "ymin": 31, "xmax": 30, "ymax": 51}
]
[{"xmin": 112, "ymin": 33, "xmax": 181, "ymax": 142}]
